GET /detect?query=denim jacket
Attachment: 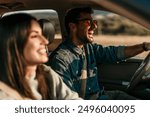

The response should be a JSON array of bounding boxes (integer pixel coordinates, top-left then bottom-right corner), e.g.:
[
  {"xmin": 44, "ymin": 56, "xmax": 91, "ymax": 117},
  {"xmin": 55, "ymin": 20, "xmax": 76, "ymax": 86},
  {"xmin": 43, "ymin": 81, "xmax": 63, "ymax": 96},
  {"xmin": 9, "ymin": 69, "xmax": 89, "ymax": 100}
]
[{"xmin": 48, "ymin": 39, "xmax": 125, "ymax": 99}]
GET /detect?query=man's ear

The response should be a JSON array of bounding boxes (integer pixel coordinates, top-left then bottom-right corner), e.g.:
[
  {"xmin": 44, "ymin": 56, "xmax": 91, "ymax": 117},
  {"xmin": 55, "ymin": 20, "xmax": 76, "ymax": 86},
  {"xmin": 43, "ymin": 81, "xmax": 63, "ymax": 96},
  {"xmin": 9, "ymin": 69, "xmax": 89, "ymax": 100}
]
[{"xmin": 69, "ymin": 23, "xmax": 76, "ymax": 32}]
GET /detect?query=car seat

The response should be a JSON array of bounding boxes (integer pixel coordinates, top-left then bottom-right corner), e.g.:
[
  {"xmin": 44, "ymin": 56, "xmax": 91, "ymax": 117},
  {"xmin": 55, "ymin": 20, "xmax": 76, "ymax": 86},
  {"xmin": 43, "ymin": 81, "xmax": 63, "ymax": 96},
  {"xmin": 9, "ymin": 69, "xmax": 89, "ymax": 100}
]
[{"xmin": 38, "ymin": 19, "xmax": 55, "ymax": 44}]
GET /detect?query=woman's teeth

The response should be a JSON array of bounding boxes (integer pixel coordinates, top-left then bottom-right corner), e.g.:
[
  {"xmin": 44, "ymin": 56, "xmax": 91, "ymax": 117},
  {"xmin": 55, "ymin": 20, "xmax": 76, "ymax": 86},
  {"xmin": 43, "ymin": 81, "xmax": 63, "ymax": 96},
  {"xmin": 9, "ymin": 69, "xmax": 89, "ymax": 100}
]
[{"xmin": 39, "ymin": 49, "xmax": 46, "ymax": 54}]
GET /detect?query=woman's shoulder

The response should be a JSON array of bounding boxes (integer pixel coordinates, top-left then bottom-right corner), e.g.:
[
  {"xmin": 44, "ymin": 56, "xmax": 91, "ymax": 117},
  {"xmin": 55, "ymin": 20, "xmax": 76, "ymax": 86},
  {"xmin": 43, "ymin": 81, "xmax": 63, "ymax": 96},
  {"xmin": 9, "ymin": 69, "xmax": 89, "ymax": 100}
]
[
  {"xmin": 0, "ymin": 81, "xmax": 29, "ymax": 100},
  {"xmin": 39, "ymin": 64, "xmax": 58, "ymax": 74},
  {"xmin": 39, "ymin": 64, "xmax": 60, "ymax": 80},
  {"xmin": 0, "ymin": 90, "xmax": 15, "ymax": 100}
]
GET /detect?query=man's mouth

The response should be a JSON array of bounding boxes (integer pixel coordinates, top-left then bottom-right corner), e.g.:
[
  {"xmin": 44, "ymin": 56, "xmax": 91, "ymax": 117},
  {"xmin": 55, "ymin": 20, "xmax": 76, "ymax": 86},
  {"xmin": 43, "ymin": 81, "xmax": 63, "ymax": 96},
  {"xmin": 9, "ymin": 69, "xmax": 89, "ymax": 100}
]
[
  {"xmin": 87, "ymin": 31, "xmax": 94, "ymax": 42},
  {"xmin": 88, "ymin": 31, "xmax": 93, "ymax": 35},
  {"xmin": 88, "ymin": 31, "xmax": 94, "ymax": 38}
]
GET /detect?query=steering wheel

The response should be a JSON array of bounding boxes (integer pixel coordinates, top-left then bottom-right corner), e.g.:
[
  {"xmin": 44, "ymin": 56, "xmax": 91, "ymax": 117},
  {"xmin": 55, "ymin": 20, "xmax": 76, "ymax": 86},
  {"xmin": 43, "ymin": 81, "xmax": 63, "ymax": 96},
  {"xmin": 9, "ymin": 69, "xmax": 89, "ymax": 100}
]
[{"xmin": 127, "ymin": 52, "xmax": 150, "ymax": 90}]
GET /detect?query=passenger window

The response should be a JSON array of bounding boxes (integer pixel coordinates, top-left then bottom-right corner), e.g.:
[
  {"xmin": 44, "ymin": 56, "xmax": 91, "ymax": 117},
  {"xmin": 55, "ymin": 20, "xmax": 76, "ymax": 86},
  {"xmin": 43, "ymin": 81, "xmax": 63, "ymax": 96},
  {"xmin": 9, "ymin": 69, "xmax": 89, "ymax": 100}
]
[
  {"xmin": 3, "ymin": 9, "xmax": 61, "ymax": 36},
  {"xmin": 3, "ymin": 9, "xmax": 62, "ymax": 51},
  {"xmin": 93, "ymin": 10, "xmax": 150, "ymax": 59}
]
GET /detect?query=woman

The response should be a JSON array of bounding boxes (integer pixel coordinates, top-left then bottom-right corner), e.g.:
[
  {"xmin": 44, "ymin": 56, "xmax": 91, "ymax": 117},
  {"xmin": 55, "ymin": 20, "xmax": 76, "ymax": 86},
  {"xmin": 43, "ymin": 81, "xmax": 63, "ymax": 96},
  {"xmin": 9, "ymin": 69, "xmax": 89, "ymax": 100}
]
[{"xmin": 0, "ymin": 13, "xmax": 81, "ymax": 100}]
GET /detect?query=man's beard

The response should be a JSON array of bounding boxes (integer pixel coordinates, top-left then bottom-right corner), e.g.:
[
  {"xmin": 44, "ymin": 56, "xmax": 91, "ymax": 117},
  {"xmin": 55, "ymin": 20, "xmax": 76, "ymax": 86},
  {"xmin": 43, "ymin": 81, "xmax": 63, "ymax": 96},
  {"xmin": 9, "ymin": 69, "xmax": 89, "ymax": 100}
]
[{"xmin": 78, "ymin": 36, "xmax": 93, "ymax": 44}]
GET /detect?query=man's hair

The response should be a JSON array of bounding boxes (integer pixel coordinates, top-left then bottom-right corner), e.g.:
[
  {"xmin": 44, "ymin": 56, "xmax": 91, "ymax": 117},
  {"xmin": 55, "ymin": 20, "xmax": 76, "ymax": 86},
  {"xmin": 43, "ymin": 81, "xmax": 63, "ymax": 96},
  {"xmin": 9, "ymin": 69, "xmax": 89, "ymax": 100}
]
[{"xmin": 65, "ymin": 6, "xmax": 93, "ymax": 34}]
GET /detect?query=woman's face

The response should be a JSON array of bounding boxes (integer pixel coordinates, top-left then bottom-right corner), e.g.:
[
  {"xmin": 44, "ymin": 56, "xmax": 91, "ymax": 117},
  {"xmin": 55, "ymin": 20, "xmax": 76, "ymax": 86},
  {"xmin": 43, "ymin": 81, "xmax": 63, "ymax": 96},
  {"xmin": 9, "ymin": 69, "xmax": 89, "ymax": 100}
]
[{"xmin": 23, "ymin": 20, "xmax": 49, "ymax": 66}]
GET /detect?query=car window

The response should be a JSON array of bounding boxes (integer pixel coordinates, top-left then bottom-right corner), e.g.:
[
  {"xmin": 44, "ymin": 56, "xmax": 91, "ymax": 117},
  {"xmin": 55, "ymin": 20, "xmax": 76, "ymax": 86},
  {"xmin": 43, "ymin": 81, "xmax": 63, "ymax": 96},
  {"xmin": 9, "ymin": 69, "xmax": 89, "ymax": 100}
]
[
  {"xmin": 2, "ymin": 9, "xmax": 62, "ymax": 39},
  {"xmin": 93, "ymin": 10, "xmax": 150, "ymax": 59},
  {"xmin": 2, "ymin": 9, "xmax": 149, "ymax": 59}
]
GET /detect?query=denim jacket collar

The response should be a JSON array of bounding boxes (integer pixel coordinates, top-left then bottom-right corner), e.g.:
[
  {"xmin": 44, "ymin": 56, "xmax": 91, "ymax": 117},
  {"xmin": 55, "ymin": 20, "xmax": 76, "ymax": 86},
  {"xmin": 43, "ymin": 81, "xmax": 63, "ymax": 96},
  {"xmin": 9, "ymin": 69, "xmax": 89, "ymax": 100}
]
[{"xmin": 64, "ymin": 39, "xmax": 84, "ymax": 55}]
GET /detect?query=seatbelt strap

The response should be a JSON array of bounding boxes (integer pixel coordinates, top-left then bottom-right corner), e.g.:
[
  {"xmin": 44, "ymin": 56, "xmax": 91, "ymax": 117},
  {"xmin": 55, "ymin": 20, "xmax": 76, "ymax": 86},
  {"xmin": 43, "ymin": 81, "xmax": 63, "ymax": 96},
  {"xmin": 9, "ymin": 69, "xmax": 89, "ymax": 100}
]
[
  {"xmin": 79, "ymin": 47, "xmax": 87, "ymax": 98},
  {"xmin": 0, "ymin": 81, "xmax": 29, "ymax": 100}
]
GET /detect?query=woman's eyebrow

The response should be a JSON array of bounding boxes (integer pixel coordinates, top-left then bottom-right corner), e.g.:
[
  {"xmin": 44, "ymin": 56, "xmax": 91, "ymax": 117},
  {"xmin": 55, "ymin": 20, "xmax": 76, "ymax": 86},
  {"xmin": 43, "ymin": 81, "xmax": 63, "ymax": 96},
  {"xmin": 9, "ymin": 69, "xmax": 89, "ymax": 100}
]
[
  {"xmin": 29, "ymin": 30, "xmax": 42, "ymax": 35},
  {"xmin": 29, "ymin": 30, "xmax": 39, "ymax": 33}
]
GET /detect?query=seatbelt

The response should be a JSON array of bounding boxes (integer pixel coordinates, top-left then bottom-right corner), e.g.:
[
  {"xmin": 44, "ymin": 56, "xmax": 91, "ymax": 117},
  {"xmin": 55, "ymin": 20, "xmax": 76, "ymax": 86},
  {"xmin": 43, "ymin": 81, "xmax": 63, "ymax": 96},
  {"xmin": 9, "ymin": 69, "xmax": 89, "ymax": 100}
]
[
  {"xmin": 0, "ymin": 81, "xmax": 30, "ymax": 100},
  {"xmin": 79, "ymin": 47, "xmax": 87, "ymax": 98}
]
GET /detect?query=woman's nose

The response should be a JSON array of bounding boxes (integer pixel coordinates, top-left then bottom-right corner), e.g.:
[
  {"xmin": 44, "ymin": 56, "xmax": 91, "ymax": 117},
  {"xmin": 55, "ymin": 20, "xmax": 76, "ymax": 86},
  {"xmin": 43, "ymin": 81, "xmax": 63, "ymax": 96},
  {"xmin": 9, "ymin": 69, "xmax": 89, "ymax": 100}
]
[{"xmin": 41, "ymin": 35, "xmax": 49, "ymax": 44}]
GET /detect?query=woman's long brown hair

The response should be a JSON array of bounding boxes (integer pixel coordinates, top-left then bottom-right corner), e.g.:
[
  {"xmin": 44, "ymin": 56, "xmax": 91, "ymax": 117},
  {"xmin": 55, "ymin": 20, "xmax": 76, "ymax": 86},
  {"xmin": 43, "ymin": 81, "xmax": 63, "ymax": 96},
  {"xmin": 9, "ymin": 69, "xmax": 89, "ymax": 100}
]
[{"xmin": 0, "ymin": 13, "xmax": 51, "ymax": 99}]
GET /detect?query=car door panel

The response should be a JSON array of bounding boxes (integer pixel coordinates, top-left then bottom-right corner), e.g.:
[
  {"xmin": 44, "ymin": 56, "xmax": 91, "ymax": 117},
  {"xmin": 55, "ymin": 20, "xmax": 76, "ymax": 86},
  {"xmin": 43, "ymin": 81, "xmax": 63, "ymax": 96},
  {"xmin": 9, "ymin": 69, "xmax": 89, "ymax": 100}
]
[{"xmin": 98, "ymin": 59, "xmax": 142, "ymax": 90}]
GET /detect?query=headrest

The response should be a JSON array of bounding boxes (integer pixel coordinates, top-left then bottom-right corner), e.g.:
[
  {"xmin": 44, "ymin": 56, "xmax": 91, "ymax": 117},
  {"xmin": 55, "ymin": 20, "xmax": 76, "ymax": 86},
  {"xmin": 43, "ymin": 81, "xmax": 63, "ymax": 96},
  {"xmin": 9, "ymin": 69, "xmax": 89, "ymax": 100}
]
[{"xmin": 38, "ymin": 19, "xmax": 55, "ymax": 44}]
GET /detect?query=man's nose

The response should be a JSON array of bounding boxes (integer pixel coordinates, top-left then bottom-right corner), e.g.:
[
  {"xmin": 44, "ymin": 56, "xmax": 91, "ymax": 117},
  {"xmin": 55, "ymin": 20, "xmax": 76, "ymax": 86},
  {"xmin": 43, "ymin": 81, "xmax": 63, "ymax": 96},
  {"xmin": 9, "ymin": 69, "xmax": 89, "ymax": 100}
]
[{"xmin": 90, "ymin": 21, "xmax": 97, "ymax": 30}]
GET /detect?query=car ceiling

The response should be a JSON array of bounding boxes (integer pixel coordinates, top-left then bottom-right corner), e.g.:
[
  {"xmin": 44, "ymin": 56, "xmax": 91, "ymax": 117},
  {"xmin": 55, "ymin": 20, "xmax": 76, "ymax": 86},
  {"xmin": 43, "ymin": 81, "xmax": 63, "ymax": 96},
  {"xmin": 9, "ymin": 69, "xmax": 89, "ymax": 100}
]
[{"xmin": 0, "ymin": 0, "xmax": 150, "ymax": 29}]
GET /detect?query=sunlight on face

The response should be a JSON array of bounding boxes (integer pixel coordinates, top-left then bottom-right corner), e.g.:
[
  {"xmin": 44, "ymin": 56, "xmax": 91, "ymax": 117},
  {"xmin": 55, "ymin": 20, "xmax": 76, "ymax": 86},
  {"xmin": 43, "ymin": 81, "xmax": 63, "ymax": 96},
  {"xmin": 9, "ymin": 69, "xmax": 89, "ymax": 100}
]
[
  {"xmin": 23, "ymin": 20, "xmax": 49, "ymax": 66},
  {"xmin": 76, "ymin": 12, "xmax": 97, "ymax": 44}
]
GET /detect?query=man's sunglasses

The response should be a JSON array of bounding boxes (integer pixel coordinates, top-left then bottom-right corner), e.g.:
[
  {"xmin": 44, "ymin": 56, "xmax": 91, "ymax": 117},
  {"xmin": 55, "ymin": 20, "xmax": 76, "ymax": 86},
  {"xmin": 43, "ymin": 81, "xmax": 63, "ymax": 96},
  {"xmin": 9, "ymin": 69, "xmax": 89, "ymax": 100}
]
[{"xmin": 75, "ymin": 18, "xmax": 97, "ymax": 26}]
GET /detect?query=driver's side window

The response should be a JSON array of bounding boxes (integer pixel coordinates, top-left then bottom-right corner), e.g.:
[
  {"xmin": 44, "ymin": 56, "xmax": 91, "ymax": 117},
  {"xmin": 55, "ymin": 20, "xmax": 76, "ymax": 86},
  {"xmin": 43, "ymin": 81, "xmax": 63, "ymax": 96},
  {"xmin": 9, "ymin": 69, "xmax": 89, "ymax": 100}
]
[{"xmin": 93, "ymin": 10, "xmax": 150, "ymax": 59}]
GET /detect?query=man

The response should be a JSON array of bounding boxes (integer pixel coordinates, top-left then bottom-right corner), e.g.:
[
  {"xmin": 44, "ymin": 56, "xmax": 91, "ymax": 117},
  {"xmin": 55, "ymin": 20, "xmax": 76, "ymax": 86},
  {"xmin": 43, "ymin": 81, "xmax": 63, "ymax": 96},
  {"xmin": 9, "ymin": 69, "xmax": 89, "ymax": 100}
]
[{"xmin": 48, "ymin": 7, "xmax": 150, "ymax": 99}]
